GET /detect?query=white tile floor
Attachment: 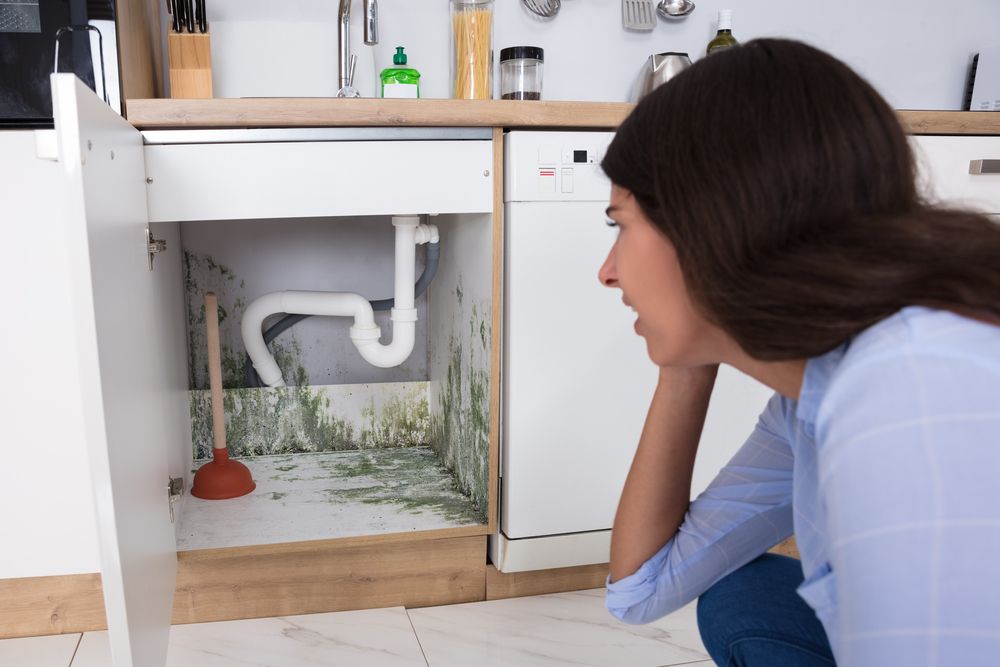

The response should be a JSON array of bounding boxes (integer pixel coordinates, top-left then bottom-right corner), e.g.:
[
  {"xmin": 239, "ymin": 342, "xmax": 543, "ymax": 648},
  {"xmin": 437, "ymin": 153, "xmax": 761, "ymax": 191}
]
[{"xmin": 0, "ymin": 588, "xmax": 714, "ymax": 667}]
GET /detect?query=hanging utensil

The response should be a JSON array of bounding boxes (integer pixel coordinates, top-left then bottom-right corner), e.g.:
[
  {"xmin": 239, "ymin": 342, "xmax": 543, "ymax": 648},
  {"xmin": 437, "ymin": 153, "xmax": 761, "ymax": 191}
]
[
  {"xmin": 656, "ymin": 0, "xmax": 694, "ymax": 20},
  {"xmin": 522, "ymin": 0, "xmax": 560, "ymax": 19},
  {"xmin": 622, "ymin": 0, "xmax": 656, "ymax": 31}
]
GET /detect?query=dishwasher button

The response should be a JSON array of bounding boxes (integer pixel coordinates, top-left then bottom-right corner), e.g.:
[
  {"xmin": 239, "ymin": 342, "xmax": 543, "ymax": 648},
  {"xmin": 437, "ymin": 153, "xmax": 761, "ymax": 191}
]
[
  {"xmin": 561, "ymin": 168, "xmax": 574, "ymax": 193},
  {"xmin": 539, "ymin": 168, "xmax": 556, "ymax": 193}
]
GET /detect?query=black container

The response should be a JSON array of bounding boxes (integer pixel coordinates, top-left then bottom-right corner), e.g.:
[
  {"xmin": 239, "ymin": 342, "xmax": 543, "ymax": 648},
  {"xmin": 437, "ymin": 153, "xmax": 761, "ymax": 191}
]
[{"xmin": 500, "ymin": 46, "xmax": 543, "ymax": 101}]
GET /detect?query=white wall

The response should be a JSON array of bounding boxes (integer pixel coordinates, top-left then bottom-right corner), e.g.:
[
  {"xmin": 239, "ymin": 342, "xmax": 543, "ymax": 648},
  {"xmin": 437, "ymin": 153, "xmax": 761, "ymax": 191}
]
[
  {"xmin": 2, "ymin": 132, "xmax": 101, "ymax": 578},
  {"xmin": 204, "ymin": 0, "xmax": 999, "ymax": 109}
]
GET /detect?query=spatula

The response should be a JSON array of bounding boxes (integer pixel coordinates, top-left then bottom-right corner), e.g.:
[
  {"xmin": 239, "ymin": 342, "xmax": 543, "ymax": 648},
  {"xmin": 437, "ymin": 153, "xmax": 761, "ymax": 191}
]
[{"xmin": 622, "ymin": 0, "xmax": 656, "ymax": 31}]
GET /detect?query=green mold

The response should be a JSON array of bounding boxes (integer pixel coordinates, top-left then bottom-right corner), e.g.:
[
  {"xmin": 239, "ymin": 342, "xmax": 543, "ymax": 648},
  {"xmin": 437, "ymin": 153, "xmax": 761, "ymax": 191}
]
[
  {"xmin": 429, "ymin": 276, "xmax": 491, "ymax": 523},
  {"xmin": 190, "ymin": 382, "xmax": 432, "ymax": 460},
  {"xmin": 320, "ymin": 448, "xmax": 481, "ymax": 524}
]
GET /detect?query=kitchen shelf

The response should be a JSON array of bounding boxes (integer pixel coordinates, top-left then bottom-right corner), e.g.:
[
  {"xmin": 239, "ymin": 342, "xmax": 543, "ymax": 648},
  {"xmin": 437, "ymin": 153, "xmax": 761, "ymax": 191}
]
[{"xmin": 125, "ymin": 98, "xmax": 1000, "ymax": 135}]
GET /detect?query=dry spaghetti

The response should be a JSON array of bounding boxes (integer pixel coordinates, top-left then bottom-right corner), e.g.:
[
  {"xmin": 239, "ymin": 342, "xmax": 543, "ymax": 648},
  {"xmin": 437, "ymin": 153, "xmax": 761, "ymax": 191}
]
[{"xmin": 451, "ymin": 5, "xmax": 493, "ymax": 99}]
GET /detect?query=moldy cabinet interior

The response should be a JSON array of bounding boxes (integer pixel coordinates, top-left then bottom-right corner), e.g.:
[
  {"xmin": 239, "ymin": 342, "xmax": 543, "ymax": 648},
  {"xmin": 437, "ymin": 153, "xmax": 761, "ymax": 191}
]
[{"xmin": 51, "ymin": 75, "xmax": 500, "ymax": 666}]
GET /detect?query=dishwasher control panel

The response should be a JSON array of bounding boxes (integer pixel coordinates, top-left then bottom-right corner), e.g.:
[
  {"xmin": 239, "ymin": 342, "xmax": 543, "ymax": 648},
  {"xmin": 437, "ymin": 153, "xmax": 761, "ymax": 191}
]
[{"xmin": 504, "ymin": 131, "xmax": 615, "ymax": 202}]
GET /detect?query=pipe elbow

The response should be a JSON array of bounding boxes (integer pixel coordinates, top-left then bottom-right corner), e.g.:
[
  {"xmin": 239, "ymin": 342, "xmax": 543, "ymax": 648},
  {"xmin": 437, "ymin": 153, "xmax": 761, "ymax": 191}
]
[
  {"xmin": 352, "ymin": 319, "xmax": 416, "ymax": 368},
  {"xmin": 242, "ymin": 294, "xmax": 286, "ymax": 387}
]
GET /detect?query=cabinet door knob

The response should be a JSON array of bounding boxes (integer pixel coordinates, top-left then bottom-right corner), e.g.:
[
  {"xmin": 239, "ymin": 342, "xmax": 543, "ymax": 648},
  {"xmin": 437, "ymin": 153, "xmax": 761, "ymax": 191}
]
[{"xmin": 969, "ymin": 159, "xmax": 1000, "ymax": 175}]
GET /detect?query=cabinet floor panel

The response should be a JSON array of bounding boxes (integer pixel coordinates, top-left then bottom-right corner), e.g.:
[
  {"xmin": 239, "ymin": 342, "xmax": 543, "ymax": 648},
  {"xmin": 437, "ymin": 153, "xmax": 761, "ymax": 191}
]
[{"xmin": 177, "ymin": 447, "xmax": 483, "ymax": 551}]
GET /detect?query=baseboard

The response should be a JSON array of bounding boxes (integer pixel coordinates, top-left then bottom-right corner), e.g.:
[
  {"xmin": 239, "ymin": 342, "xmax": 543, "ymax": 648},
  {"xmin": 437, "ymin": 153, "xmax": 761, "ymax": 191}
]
[
  {"xmin": 486, "ymin": 562, "xmax": 609, "ymax": 600},
  {"xmin": 173, "ymin": 534, "xmax": 486, "ymax": 624},
  {"xmin": 1, "ymin": 534, "xmax": 486, "ymax": 639},
  {"xmin": 0, "ymin": 572, "xmax": 107, "ymax": 639}
]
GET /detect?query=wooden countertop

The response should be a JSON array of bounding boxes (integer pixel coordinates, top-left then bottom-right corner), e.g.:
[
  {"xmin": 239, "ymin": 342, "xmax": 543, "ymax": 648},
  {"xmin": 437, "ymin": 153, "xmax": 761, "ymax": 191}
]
[{"xmin": 125, "ymin": 98, "xmax": 1000, "ymax": 135}]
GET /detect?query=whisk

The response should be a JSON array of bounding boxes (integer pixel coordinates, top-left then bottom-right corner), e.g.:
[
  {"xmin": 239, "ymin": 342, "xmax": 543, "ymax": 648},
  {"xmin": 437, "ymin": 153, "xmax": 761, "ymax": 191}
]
[{"xmin": 522, "ymin": 0, "xmax": 560, "ymax": 18}]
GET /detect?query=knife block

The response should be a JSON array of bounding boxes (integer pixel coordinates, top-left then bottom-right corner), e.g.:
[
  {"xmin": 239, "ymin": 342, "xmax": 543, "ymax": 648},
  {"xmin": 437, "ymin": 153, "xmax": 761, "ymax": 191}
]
[{"xmin": 168, "ymin": 30, "xmax": 213, "ymax": 99}]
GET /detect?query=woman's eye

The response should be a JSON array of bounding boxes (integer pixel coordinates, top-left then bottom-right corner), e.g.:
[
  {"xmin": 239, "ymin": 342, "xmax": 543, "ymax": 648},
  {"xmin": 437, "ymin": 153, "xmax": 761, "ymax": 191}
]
[{"xmin": 605, "ymin": 218, "xmax": 619, "ymax": 228}]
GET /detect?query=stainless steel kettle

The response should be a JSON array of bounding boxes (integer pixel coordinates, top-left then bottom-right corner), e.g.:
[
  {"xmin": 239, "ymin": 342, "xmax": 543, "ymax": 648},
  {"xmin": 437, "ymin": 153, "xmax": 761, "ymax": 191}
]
[{"xmin": 631, "ymin": 52, "xmax": 692, "ymax": 101}]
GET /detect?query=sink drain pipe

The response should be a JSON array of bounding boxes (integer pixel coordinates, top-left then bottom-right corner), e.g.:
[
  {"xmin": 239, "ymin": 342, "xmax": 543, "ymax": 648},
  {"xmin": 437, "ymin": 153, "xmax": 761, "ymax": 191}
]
[{"xmin": 241, "ymin": 215, "xmax": 439, "ymax": 387}]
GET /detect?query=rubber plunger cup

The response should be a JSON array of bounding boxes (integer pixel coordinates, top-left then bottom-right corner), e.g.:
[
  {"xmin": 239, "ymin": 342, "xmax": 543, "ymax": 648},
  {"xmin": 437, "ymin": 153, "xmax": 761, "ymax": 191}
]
[{"xmin": 192, "ymin": 292, "xmax": 255, "ymax": 500}]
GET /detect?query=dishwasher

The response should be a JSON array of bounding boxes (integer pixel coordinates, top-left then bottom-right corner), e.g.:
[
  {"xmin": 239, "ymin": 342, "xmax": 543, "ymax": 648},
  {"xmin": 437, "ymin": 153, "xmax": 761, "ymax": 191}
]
[{"xmin": 493, "ymin": 130, "xmax": 775, "ymax": 573}]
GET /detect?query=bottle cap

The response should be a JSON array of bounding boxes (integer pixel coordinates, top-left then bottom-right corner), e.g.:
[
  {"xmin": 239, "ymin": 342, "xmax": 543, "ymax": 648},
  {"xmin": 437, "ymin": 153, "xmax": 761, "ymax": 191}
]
[
  {"xmin": 500, "ymin": 46, "xmax": 544, "ymax": 63},
  {"xmin": 718, "ymin": 9, "xmax": 733, "ymax": 31},
  {"xmin": 393, "ymin": 46, "xmax": 408, "ymax": 65}
]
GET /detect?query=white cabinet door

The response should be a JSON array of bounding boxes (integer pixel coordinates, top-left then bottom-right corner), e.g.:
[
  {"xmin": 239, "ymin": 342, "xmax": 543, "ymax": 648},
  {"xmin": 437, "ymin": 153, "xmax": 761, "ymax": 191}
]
[{"xmin": 52, "ymin": 74, "xmax": 187, "ymax": 667}]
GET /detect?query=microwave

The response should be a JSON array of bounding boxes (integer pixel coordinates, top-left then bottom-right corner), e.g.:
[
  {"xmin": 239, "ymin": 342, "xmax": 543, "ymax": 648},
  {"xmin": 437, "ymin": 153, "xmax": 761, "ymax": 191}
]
[{"xmin": 0, "ymin": 0, "xmax": 121, "ymax": 128}]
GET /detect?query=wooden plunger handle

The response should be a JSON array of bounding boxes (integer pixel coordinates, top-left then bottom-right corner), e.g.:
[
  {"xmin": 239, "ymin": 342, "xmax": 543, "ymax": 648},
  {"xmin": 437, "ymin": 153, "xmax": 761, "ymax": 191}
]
[{"xmin": 204, "ymin": 292, "xmax": 228, "ymax": 458}]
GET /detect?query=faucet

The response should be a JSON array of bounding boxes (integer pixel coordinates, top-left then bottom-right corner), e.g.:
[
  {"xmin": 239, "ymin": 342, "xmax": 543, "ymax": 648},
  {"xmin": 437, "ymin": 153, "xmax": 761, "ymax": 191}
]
[{"xmin": 338, "ymin": 0, "xmax": 378, "ymax": 97}]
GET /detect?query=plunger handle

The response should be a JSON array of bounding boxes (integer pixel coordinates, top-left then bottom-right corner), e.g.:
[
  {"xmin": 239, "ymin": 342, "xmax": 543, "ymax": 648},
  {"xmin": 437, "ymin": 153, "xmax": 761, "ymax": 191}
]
[{"xmin": 205, "ymin": 292, "xmax": 229, "ymax": 463}]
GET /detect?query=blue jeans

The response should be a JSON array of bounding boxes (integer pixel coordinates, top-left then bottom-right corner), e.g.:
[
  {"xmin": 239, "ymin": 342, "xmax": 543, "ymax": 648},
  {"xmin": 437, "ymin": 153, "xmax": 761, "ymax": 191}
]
[{"xmin": 696, "ymin": 554, "xmax": 836, "ymax": 667}]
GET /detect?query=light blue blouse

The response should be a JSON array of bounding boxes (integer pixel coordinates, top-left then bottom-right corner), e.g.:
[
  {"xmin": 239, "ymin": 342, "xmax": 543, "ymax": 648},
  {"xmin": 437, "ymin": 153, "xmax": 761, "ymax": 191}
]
[{"xmin": 606, "ymin": 306, "xmax": 1000, "ymax": 665}]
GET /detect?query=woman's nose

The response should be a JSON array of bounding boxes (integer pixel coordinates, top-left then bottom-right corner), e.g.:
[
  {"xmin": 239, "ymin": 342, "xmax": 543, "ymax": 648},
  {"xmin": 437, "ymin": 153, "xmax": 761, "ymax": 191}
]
[{"xmin": 598, "ymin": 247, "xmax": 618, "ymax": 287}]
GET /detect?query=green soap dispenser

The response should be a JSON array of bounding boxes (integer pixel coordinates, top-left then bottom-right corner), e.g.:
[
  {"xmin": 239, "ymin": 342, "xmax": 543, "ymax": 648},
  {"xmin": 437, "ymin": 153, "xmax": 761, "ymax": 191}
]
[{"xmin": 380, "ymin": 47, "xmax": 421, "ymax": 99}]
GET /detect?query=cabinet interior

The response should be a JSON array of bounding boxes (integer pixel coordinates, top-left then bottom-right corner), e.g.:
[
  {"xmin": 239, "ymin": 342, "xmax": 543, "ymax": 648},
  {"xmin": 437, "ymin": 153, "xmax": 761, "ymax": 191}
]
[{"xmin": 170, "ymin": 211, "xmax": 493, "ymax": 552}]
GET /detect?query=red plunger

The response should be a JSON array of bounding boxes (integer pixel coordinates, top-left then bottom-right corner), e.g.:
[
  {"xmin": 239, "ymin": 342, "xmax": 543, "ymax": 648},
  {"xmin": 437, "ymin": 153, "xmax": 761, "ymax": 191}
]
[{"xmin": 191, "ymin": 292, "xmax": 256, "ymax": 500}]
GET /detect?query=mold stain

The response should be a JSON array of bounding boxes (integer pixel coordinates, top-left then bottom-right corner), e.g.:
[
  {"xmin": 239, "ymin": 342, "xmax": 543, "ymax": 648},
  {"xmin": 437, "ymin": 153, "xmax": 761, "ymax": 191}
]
[
  {"xmin": 429, "ymin": 275, "xmax": 491, "ymax": 523},
  {"xmin": 190, "ymin": 383, "xmax": 432, "ymax": 460},
  {"xmin": 323, "ymin": 448, "xmax": 481, "ymax": 524}
]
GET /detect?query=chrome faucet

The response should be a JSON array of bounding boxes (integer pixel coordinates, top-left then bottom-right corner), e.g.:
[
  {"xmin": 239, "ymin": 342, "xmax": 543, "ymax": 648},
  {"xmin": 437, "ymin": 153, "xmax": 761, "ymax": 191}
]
[{"xmin": 338, "ymin": 0, "xmax": 378, "ymax": 97}]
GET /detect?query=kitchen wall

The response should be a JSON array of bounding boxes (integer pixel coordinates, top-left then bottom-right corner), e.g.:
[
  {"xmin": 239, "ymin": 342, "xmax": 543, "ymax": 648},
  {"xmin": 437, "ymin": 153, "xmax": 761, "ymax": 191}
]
[{"xmin": 204, "ymin": 0, "xmax": 1000, "ymax": 109}]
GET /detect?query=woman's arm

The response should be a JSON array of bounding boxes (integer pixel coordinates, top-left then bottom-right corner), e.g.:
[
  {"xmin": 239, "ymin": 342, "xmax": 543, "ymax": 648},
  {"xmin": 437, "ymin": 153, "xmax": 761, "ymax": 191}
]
[
  {"xmin": 606, "ymin": 386, "xmax": 796, "ymax": 624},
  {"xmin": 609, "ymin": 364, "xmax": 719, "ymax": 582}
]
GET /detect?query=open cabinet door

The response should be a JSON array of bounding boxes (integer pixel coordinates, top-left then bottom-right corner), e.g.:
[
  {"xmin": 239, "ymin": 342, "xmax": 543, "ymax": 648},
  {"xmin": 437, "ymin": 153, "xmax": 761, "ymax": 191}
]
[{"xmin": 51, "ymin": 74, "xmax": 186, "ymax": 667}]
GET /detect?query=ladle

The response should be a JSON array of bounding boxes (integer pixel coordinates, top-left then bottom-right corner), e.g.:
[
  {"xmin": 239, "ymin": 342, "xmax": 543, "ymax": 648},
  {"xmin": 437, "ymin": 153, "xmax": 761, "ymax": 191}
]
[{"xmin": 656, "ymin": 0, "xmax": 694, "ymax": 20}]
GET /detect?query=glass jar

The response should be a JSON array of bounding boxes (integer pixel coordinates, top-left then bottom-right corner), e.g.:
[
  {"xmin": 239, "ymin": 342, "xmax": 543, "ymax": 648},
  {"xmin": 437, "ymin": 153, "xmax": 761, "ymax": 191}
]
[
  {"xmin": 500, "ymin": 46, "xmax": 543, "ymax": 100},
  {"xmin": 450, "ymin": 0, "xmax": 494, "ymax": 99}
]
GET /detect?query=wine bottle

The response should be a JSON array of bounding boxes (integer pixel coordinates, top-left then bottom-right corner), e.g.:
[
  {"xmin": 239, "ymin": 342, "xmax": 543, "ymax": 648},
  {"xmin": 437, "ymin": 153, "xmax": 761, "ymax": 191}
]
[{"xmin": 706, "ymin": 10, "xmax": 739, "ymax": 55}]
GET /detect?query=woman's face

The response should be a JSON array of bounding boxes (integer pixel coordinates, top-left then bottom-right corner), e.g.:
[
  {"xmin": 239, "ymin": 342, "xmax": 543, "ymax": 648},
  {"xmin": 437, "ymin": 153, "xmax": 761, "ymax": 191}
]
[{"xmin": 598, "ymin": 185, "xmax": 727, "ymax": 367}]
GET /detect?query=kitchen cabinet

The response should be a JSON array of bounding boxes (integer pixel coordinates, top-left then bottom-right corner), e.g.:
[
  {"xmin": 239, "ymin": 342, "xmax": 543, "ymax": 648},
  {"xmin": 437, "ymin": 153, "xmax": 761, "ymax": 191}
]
[
  {"xmin": 6, "ymin": 77, "xmax": 1000, "ymax": 663},
  {"xmin": 45, "ymin": 74, "xmax": 499, "ymax": 666}
]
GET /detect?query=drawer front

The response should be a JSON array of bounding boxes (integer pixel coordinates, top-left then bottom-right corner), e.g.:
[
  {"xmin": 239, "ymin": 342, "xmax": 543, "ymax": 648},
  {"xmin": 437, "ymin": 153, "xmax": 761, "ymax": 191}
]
[
  {"xmin": 911, "ymin": 135, "xmax": 1000, "ymax": 214},
  {"xmin": 144, "ymin": 139, "xmax": 493, "ymax": 222}
]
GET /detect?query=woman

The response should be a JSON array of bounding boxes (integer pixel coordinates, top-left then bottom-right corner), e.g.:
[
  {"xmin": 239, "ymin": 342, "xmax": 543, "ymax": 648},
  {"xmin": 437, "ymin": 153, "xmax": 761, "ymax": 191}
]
[{"xmin": 599, "ymin": 39, "xmax": 1000, "ymax": 666}]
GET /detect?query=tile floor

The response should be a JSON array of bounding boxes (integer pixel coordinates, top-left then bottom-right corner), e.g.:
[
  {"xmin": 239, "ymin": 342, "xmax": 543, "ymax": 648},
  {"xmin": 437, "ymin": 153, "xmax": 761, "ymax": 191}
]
[{"xmin": 0, "ymin": 588, "xmax": 713, "ymax": 667}]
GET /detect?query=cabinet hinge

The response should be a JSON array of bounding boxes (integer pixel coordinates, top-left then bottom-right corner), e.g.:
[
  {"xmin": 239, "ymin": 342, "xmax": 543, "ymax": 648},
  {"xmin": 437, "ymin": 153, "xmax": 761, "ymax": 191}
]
[
  {"xmin": 146, "ymin": 227, "xmax": 167, "ymax": 271},
  {"xmin": 168, "ymin": 477, "xmax": 184, "ymax": 523}
]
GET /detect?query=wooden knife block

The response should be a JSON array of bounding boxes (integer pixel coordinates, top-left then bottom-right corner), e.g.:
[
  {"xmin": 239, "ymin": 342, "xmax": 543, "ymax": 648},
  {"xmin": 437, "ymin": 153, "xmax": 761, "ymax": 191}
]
[{"xmin": 168, "ymin": 30, "xmax": 213, "ymax": 99}]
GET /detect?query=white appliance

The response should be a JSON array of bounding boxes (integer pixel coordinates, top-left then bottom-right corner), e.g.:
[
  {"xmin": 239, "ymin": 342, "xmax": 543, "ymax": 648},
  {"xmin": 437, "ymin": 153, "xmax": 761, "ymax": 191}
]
[
  {"xmin": 968, "ymin": 47, "xmax": 1000, "ymax": 112},
  {"xmin": 493, "ymin": 130, "xmax": 775, "ymax": 573}
]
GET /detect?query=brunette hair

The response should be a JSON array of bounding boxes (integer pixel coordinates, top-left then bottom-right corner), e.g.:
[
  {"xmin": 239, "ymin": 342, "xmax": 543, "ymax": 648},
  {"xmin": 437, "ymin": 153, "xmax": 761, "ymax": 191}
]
[{"xmin": 602, "ymin": 38, "xmax": 1000, "ymax": 360}]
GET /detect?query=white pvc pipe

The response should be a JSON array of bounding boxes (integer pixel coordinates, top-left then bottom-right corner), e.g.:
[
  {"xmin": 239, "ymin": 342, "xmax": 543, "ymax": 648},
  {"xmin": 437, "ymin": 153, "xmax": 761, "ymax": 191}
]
[
  {"xmin": 242, "ymin": 215, "xmax": 434, "ymax": 387},
  {"xmin": 242, "ymin": 291, "xmax": 377, "ymax": 387}
]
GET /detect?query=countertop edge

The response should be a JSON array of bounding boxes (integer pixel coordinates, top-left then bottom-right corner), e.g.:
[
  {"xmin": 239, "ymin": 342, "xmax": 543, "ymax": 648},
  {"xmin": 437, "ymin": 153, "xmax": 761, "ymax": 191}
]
[{"xmin": 124, "ymin": 99, "xmax": 1000, "ymax": 135}]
